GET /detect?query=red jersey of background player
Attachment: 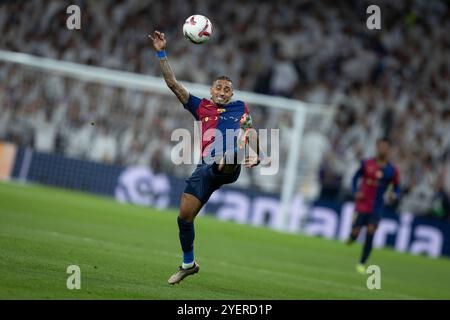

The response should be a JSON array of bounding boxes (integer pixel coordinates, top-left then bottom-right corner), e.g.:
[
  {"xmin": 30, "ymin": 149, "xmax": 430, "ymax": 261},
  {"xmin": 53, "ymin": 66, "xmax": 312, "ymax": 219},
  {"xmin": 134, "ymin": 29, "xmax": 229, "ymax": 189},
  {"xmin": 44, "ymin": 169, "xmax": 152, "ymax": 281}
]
[{"xmin": 352, "ymin": 140, "xmax": 400, "ymax": 216}]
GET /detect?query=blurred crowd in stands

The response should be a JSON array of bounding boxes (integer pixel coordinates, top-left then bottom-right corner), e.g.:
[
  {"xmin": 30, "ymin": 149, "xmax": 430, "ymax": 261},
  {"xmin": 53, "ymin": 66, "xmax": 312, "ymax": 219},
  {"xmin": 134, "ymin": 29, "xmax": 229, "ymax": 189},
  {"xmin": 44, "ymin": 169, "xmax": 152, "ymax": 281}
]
[{"xmin": 0, "ymin": 0, "xmax": 449, "ymax": 221}]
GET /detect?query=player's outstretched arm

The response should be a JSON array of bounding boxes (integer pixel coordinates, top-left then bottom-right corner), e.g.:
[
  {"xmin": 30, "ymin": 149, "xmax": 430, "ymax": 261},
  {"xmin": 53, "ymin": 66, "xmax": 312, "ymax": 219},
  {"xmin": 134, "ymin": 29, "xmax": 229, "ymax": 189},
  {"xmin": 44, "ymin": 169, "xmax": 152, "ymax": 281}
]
[{"xmin": 149, "ymin": 31, "xmax": 189, "ymax": 104}]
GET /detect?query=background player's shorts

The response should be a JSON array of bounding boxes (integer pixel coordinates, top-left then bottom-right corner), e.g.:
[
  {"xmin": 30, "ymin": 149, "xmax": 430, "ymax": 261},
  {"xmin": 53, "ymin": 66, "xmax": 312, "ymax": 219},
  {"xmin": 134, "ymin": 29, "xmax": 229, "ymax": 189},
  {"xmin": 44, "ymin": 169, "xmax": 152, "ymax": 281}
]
[
  {"xmin": 352, "ymin": 212, "xmax": 381, "ymax": 227},
  {"xmin": 184, "ymin": 163, "xmax": 241, "ymax": 204}
]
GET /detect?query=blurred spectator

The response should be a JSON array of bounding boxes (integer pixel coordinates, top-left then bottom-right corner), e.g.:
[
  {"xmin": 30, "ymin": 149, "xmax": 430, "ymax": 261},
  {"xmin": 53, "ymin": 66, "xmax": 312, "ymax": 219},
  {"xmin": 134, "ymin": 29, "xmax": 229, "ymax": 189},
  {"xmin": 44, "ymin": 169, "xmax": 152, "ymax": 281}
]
[
  {"xmin": 270, "ymin": 52, "xmax": 299, "ymax": 97},
  {"xmin": 88, "ymin": 124, "xmax": 118, "ymax": 164},
  {"xmin": 33, "ymin": 107, "xmax": 57, "ymax": 153}
]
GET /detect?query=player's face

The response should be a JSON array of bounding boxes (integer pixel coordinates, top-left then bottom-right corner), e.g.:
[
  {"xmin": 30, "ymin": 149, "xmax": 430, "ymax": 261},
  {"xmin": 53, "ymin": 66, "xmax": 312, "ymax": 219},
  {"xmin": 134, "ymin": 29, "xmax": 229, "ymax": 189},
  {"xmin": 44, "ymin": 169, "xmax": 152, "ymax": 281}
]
[
  {"xmin": 377, "ymin": 141, "xmax": 390, "ymax": 159},
  {"xmin": 210, "ymin": 79, "xmax": 233, "ymax": 105}
]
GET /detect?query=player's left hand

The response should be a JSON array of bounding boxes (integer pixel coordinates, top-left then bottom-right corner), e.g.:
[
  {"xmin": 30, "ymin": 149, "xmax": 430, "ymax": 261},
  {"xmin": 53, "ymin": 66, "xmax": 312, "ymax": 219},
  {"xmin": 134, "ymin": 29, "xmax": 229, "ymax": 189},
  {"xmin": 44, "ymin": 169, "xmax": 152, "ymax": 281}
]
[
  {"xmin": 386, "ymin": 192, "xmax": 398, "ymax": 204},
  {"xmin": 244, "ymin": 156, "xmax": 260, "ymax": 168},
  {"xmin": 149, "ymin": 31, "xmax": 166, "ymax": 51}
]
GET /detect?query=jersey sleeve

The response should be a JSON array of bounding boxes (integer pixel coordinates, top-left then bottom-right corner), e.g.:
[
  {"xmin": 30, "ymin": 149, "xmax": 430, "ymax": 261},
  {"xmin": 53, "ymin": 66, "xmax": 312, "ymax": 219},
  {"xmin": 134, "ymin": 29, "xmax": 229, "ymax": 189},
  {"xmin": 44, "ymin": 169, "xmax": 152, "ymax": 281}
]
[
  {"xmin": 352, "ymin": 160, "xmax": 365, "ymax": 194},
  {"xmin": 392, "ymin": 166, "xmax": 401, "ymax": 197},
  {"xmin": 183, "ymin": 94, "xmax": 202, "ymax": 120}
]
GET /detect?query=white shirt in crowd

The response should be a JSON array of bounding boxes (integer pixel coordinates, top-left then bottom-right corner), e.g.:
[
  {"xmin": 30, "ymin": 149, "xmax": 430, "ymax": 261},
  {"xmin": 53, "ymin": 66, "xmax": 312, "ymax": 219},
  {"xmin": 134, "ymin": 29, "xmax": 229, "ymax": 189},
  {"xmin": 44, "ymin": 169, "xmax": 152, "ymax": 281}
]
[
  {"xmin": 33, "ymin": 112, "xmax": 56, "ymax": 153},
  {"xmin": 88, "ymin": 130, "xmax": 118, "ymax": 164}
]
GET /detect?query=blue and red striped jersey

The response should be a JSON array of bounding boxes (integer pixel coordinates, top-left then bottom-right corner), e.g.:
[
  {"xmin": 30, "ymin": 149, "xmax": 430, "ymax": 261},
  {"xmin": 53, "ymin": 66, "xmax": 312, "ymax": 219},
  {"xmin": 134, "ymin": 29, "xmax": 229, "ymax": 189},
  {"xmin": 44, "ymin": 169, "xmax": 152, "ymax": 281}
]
[
  {"xmin": 183, "ymin": 94, "xmax": 249, "ymax": 160},
  {"xmin": 352, "ymin": 158, "xmax": 400, "ymax": 215}
]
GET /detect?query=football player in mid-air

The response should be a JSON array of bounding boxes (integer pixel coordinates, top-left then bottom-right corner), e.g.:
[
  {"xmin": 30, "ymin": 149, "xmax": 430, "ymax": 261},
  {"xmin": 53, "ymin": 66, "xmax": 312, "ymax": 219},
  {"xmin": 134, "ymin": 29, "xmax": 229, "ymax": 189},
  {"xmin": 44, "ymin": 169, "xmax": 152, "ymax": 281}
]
[
  {"xmin": 149, "ymin": 31, "xmax": 268, "ymax": 284},
  {"xmin": 347, "ymin": 137, "xmax": 400, "ymax": 274}
]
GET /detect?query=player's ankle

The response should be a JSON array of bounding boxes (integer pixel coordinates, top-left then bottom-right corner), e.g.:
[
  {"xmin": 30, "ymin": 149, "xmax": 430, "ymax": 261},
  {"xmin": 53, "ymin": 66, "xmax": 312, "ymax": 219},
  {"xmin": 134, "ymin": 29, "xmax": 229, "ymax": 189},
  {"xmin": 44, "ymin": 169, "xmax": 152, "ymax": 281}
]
[{"xmin": 182, "ymin": 261, "xmax": 195, "ymax": 269}]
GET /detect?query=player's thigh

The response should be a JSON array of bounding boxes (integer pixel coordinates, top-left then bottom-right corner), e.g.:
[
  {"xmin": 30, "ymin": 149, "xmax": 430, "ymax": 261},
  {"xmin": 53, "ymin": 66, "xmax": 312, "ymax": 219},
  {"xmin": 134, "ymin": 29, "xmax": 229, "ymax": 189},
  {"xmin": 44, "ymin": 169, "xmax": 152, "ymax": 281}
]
[
  {"xmin": 184, "ymin": 163, "xmax": 216, "ymax": 204},
  {"xmin": 179, "ymin": 193, "xmax": 204, "ymax": 222},
  {"xmin": 352, "ymin": 212, "xmax": 367, "ymax": 230}
]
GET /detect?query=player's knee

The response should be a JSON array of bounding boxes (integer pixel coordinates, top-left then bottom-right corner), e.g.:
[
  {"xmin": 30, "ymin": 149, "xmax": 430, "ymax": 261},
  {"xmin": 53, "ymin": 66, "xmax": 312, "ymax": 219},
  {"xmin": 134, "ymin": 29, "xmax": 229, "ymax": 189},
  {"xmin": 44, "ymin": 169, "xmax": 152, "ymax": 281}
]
[
  {"xmin": 179, "ymin": 205, "xmax": 195, "ymax": 222},
  {"xmin": 179, "ymin": 193, "xmax": 202, "ymax": 223},
  {"xmin": 367, "ymin": 224, "xmax": 377, "ymax": 235},
  {"xmin": 351, "ymin": 227, "xmax": 360, "ymax": 236}
]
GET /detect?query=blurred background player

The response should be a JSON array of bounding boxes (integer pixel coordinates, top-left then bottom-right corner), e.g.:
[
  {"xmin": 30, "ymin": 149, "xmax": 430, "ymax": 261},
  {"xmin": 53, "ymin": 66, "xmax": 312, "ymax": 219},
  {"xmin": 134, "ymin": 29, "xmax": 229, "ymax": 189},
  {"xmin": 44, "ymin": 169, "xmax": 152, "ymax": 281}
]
[
  {"xmin": 149, "ymin": 30, "xmax": 265, "ymax": 285},
  {"xmin": 347, "ymin": 137, "xmax": 400, "ymax": 274}
]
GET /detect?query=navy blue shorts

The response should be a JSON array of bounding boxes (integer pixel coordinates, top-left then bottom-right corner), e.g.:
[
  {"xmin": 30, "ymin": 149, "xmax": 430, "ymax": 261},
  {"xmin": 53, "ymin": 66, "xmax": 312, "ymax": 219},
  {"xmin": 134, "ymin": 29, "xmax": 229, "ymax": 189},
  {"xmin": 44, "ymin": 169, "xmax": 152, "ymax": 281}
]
[
  {"xmin": 352, "ymin": 212, "xmax": 381, "ymax": 227},
  {"xmin": 184, "ymin": 163, "xmax": 241, "ymax": 204}
]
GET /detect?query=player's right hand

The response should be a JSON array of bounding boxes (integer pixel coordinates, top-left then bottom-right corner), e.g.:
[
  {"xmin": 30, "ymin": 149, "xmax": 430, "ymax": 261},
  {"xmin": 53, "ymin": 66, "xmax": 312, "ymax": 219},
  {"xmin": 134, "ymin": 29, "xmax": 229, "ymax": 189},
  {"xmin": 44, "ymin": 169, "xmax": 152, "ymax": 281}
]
[{"xmin": 149, "ymin": 31, "xmax": 166, "ymax": 51}]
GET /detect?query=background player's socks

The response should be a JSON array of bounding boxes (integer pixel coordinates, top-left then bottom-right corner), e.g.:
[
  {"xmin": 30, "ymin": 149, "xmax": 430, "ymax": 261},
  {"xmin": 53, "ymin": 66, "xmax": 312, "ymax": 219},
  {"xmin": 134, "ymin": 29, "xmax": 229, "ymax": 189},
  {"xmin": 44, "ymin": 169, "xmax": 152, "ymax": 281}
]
[
  {"xmin": 177, "ymin": 217, "xmax": 195, "ymax": 269},
  {"xmin": 360, "ymin": 233, "xmax": 374, "ymax": 264}
]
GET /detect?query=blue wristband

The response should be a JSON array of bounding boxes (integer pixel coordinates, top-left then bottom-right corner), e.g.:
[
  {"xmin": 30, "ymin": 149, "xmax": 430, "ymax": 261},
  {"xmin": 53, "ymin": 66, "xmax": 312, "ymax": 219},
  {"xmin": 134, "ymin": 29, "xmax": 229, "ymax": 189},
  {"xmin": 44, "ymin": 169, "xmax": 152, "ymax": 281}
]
[{"xmin": 156, "ymin": 50, "xmax": 166, "ymax": 59}]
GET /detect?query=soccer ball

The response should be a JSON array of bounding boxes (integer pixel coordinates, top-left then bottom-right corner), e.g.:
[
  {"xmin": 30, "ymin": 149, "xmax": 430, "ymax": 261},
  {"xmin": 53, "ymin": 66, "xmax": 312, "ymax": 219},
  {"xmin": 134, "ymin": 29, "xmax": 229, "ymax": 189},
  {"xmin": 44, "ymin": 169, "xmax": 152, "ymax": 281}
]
[
  {"xmin": 240, "ymin": 114, "xmax": 253, "ymax": 129},
  {"xmin": 183, "ymin": 15, "xmax": 212, "ymax": 44}
]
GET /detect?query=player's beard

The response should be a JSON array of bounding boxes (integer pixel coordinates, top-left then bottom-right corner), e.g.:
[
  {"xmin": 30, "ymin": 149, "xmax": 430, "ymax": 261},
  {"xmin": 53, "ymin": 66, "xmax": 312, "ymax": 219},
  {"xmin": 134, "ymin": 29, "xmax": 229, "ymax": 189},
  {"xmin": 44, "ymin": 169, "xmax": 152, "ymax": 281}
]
[
  {"xmin": 215, "ymin": 100, "xmax": 229, "ymax": 106},
  {"xmin": 212, "ymin": 95, "xmax": 230, "ymax": 105}
]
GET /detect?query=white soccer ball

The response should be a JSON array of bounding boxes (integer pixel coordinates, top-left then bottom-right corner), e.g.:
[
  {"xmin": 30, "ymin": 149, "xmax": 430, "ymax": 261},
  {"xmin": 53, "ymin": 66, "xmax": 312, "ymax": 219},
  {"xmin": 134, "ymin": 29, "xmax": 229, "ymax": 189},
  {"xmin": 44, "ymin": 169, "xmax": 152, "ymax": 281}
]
[{"xmin": 183, "ymin": 15, "xmax": 212, "ymax": 44}]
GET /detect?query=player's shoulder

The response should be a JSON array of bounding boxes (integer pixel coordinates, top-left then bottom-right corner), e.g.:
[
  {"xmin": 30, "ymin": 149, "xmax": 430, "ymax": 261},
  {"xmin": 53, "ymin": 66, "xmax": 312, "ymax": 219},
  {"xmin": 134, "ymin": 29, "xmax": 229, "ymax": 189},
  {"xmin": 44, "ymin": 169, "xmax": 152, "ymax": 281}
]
[
  {"xmin": 387, "ymin": 161, "xmax": 400, "ymax": 173},
  {"xmin": 360, "ymin": 158, "xmax": 374, "ymax": 166},
  {"xmin": 185, "ymin": 94, "xmax": 209, "ymax": 106},
  {"xmin": 195, "ymin": 96, "xmax": 213, "ymax": 107},
  {"xmin": 228, "ymin": 100, "xmax": 249, "ymax": 112},
  {"xmin": 199, "ymin": 96, "xmax": 211, "ymax": 103},
  {"xmin": 226, "ymin": 99, "xmax": 245, "ymax": 106}
]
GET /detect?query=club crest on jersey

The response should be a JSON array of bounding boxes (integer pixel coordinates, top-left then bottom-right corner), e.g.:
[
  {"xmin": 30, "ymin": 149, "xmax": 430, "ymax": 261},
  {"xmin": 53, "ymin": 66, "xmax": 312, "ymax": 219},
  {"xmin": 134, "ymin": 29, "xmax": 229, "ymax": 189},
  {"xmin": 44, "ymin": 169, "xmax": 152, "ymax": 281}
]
[{"xmin": 217, "ymin": 108, "xmax": 226, "ymax": 114}]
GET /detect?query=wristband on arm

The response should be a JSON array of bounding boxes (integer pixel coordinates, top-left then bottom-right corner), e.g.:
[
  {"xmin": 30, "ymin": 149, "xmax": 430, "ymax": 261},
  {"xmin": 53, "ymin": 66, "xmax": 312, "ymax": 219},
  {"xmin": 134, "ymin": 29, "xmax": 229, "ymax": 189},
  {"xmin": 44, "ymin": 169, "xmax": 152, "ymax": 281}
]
[{"xmin": 156, "ymin": 50, "xmax": 167, "ymax": 59}]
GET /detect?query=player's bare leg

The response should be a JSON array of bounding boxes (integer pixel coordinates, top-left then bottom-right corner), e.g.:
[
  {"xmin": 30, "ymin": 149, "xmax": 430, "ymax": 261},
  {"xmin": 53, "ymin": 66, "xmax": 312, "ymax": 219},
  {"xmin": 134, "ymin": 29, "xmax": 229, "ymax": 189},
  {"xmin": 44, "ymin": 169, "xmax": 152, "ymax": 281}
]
[
  {"xmin": 179, "ymin": 192, "xmax": 203, "ymax": 223},
  {"xmin": 168, "ymin": 193, "xmax": 203, "ymax": 285}
]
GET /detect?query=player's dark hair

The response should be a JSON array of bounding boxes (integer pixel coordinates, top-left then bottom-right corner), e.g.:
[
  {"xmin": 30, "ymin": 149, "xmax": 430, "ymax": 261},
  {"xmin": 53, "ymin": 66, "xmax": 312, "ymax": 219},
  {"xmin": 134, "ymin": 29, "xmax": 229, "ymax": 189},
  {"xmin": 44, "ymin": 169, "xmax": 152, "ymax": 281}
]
[
  {"xmin": 213, "ymin": 75, "xmax": 233, "ymax": 84},
  {"xmin": 377, "ymin": 136, "xmax": 391, "ymax": 145}
]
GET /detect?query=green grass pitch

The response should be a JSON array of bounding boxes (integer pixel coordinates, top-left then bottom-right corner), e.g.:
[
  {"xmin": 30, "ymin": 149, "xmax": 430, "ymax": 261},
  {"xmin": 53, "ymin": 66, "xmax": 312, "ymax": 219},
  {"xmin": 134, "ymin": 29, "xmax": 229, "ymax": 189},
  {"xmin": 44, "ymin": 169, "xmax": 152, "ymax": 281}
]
[{"xmin": 1, "ymin": 181, "xmax": 449, "ymax": 299}]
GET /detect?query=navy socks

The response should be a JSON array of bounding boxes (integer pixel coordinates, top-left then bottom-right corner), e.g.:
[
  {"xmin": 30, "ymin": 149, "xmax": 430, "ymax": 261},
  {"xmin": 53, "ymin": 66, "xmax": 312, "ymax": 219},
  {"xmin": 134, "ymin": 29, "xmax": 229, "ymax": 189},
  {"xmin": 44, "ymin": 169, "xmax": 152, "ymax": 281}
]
[
  {"xmin": 177, "ymin": 216, "xmax": 195, "ymax": 265},
  {"xmin": 360, "ymin": 233, "xmax": 374, "ymax": 264}
]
